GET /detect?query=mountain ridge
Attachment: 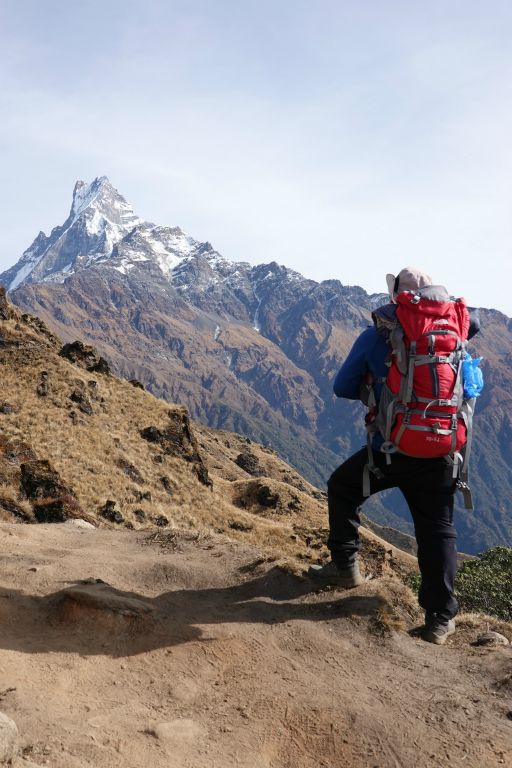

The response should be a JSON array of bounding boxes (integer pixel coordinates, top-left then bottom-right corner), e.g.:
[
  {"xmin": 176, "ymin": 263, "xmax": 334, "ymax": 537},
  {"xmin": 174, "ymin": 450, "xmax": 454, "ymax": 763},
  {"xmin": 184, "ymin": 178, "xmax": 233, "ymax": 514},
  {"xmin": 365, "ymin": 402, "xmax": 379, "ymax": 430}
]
[{"xmin": 2, "ymin": 177, "xmax": 511, "ymax": 554}]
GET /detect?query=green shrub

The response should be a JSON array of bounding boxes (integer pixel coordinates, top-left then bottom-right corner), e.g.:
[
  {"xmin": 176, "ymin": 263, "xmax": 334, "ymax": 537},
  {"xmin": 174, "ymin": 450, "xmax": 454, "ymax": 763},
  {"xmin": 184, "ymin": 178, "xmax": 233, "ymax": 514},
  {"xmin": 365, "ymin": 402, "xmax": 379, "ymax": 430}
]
[
  {"xmin": 456, "ymin": 547, "xmax": 512, "ymax": 621},
  {"xmin": 407, "ymin": 573, "xmax": 421, "ymax": 594},
  {"xmin": 407, "ymin": 547, "xmax": 512, "ymax": 621}
]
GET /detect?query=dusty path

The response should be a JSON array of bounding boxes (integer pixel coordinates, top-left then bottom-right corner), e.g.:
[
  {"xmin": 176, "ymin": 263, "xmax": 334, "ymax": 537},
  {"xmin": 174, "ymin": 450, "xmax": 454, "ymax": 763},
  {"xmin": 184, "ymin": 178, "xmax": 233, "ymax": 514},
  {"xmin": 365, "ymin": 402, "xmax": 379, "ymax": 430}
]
[{"xmin": 0, "ymin": 522, "xmax": 510, "ymax": 768}]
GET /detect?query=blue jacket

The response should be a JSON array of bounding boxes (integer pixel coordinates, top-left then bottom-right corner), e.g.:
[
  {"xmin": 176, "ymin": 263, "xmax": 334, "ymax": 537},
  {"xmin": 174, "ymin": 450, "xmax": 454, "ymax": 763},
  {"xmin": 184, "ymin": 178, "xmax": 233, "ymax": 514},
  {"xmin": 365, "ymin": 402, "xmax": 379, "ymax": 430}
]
[{"xmin": 333, "ymin": 326, "xmax": 389, "ymax": 402}]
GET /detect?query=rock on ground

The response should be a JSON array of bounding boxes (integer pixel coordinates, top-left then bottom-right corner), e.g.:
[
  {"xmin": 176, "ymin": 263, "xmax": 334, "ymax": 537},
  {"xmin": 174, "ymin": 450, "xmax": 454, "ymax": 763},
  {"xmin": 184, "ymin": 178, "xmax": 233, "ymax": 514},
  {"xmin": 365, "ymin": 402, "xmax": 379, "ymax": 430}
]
[
  {"xmin": 0, "ymin": 711, "xmax": 18, "ymax": 764},
  {"xmin": 475, "ymin": 631, "xmax": 510, "ymax": 647},
  {"xmin": 64, "ymin": 519, "xmax": 96, "ymax": 530}
]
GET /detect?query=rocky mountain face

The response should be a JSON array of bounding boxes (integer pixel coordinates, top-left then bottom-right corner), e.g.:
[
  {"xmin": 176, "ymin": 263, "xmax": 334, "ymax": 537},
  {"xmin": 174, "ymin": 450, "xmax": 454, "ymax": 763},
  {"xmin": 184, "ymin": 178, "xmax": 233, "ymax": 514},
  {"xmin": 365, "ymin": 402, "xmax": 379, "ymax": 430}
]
[{"xmin": 3, "ymin": 177, "xmax": 511, "ymax": 553}]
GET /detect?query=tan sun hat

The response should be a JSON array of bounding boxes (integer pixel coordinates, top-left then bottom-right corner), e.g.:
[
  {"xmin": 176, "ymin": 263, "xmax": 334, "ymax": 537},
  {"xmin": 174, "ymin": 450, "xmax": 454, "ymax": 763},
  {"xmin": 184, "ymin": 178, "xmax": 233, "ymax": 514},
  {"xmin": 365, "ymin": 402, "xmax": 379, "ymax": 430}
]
[{"xmin": 386, "ymin": 267, "xmax": 433, "ymax": 302}]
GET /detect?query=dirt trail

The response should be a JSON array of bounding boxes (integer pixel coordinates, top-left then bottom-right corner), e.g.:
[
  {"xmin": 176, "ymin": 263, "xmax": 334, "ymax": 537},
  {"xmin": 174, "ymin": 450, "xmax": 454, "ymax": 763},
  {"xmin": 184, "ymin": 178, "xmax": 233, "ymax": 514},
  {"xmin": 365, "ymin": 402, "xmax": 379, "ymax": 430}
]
[{"xmin": 0, "ymin": 522, "xmax": 510, "ymax": 768}]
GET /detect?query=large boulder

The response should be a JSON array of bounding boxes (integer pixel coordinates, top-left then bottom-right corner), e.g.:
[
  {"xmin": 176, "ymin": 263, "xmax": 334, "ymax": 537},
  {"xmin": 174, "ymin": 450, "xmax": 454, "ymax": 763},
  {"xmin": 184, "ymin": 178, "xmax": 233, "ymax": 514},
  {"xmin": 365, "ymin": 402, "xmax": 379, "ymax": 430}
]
[
  {"xmin": 0, "ymin": 711, "xmax": 18, "ymax": 764},
  {"xmin": 55, "ymin": 579, "xmax": 155, "ymax": 634},
  {"xmin": 59, "ymin": 340, "xmax": 110, "ymax": 374}
]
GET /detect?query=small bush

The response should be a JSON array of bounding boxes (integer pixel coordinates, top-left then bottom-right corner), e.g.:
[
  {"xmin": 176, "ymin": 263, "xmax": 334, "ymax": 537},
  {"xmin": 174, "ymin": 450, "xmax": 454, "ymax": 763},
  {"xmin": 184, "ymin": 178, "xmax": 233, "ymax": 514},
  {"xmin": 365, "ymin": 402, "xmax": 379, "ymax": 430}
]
[
  {"xmin": 456, "ymin": 547, "xmax": 512, "ymax": 621},
  {"xmin": 407, "ymin": 573, "xmax": 421, "ymax": 594},
  {"xmin": 407, "ymin": 547, "xmax": 512, "ymax": 621}
]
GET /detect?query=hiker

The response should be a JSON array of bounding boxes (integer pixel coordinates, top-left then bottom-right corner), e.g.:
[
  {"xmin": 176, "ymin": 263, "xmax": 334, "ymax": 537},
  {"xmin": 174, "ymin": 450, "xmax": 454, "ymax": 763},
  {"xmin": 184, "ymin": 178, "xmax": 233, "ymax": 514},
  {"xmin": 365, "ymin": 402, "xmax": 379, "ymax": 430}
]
[{"xmin": 309, "ymin": 268, "xmax": 481, "ymax": 645}]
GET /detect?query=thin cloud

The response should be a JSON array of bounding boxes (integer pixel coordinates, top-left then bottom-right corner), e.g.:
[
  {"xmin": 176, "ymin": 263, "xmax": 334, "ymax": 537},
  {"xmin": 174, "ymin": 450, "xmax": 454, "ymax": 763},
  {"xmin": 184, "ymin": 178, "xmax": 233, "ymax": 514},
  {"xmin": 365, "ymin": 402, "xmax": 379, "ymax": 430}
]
[{"xmin": 1, "ymin": 1, "xmax": 511, "ymax": 313}]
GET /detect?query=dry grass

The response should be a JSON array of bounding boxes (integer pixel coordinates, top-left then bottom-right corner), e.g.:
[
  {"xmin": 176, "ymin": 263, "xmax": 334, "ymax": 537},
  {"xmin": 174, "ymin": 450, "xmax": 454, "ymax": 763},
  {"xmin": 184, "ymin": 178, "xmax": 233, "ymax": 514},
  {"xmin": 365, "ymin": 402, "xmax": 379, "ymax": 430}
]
[
  {"xmin": 0, "ymin": 308, "xmax": 419, "ymax": 601},
  {"xmin": 456, "ymin": 612, "xmax": 512, "ymax": 640},
  {"xmin": 369, "ymin": 605, "xmax": 407, "ymax": 637}
]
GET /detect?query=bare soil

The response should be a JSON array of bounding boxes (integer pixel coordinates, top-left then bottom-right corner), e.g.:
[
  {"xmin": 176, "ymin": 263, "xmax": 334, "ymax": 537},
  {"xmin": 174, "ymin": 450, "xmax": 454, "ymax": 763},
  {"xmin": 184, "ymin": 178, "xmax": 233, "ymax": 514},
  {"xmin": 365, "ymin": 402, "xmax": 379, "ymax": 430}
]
[{"xmin": 0, "ymin": 522, "xmax": 510, "ymax": 768}]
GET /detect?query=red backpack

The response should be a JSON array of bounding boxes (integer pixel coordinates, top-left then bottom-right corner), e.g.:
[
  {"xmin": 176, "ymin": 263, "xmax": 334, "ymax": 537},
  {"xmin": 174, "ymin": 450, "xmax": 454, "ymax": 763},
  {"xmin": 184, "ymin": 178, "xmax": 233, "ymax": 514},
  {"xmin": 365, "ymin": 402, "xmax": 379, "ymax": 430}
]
[{"xmin": 365, "ymin": 285, "xmax": 475, "ymax": 508}]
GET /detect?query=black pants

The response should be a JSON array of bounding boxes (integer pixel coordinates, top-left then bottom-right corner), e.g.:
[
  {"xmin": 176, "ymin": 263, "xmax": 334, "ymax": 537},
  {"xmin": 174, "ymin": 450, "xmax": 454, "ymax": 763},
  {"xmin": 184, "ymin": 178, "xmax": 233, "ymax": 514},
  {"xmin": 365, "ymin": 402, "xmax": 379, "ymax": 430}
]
[{"xmin": 327, "ymin": 447, "xmax": 459, "ymax": 621}]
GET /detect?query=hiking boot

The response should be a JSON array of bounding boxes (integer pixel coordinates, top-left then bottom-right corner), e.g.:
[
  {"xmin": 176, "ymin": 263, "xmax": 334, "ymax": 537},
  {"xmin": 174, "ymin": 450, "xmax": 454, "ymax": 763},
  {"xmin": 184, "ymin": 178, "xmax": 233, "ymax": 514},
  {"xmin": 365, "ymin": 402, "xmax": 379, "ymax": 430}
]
[
  {"xmin": 422, "ymin": 617, "xmax": 456, "ymax": 645},
  {"xmin": 307, "ymin": 560, "xmax": 364, "ymax": 588}
]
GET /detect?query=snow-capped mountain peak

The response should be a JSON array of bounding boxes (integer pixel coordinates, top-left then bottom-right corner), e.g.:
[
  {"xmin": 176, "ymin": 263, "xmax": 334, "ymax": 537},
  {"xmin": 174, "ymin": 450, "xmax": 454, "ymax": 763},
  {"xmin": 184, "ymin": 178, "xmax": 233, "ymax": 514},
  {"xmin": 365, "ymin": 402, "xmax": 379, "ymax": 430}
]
[
  {"xmin": 69, "ymin": 176, "xmax": 140, "ymax": 235},
  {"xmin": 0, "ymin": 177, "xmax": 312, "ymax": 307},
  {"xmin": 71, "ymin": 176, "xmax": 110, "ymax": 218},
  {"xmin": 1, "ymin": 176, "xmax": 239, "ymax": 292},
  {"xmin": 0, "ymin": 177, "xmax": 143, "ymax": 289}
]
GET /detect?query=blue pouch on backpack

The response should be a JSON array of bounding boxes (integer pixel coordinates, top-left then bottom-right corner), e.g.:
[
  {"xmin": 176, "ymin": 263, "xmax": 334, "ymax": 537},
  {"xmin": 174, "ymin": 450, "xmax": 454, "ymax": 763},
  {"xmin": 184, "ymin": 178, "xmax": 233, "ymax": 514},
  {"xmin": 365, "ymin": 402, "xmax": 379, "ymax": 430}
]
[{"xmin": 462, "ymin": 352, "xmax": 484, "ymax": 398}]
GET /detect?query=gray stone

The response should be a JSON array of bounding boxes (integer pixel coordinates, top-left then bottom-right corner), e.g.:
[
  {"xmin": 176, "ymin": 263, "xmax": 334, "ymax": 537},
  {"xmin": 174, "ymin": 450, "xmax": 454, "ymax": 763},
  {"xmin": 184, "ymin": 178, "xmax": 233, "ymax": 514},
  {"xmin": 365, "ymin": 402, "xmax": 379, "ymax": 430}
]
[
  {"xmin": 474, "ymin": 631, "xmax": 510, "ymax": 647},
  {"xmin": 56, "ymin": 580, "xmax": 155, "ymax": 632},
  {"xmin": 0, "ymin": 711, "xmax": 18, "ymax": 763},
  {"xmin": 64, "ymin": 519, "xmax": 96, "ymax": 530}
]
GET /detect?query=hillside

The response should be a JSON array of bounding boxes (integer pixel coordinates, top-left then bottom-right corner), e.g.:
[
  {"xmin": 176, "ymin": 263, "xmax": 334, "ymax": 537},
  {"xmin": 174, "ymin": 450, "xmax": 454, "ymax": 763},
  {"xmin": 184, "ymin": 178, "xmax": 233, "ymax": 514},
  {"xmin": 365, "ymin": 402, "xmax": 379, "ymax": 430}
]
[
  {"xmin": 3, "ymin": 177, "xmax": 511, "ymax": 554},
  {"xmin": 0, "ymin": 290, "xmax": 510, "ymax": 767},
  {"xmin": 0, "ymin": 287, "xmax": 411, "ymax": 577}
]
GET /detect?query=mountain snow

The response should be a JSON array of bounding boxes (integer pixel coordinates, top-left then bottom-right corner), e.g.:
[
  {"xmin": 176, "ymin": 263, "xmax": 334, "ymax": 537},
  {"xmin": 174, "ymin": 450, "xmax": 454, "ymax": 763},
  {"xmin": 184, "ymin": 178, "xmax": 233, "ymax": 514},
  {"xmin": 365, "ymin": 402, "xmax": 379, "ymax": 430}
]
[
  {"xmin": 0, "ymin": 176, "xmax": 379, "ymax": 320},
  {"xmin": 71, "ymin": 177, "xmax": 109, "ymax": 219},
  {"xmin": 1, "ymin": 177, "xmax": 240, "ymax": 292}
]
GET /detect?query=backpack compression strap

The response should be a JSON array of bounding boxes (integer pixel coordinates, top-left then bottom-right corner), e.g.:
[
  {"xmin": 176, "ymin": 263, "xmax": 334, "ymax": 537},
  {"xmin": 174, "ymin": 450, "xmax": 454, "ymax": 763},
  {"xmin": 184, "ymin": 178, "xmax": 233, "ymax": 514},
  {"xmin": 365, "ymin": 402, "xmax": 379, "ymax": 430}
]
[
  {"xmin": 362, "ymin": 374, "xmax": 387, "ymax": 497},
  {"xmin": 456, "ymin": 398, "xmax": 475, "ymax": 509}
]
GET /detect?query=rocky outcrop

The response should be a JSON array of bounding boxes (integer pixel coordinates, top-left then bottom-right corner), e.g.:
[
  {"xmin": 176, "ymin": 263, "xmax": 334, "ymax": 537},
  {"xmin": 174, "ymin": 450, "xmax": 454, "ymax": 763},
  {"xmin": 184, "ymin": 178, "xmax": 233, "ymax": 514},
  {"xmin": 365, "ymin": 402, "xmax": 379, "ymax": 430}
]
[
  {"xmin": 141, "ymin": 408, "xmax": 210, "ymax": 487},
  {"xmin": 20, "ymin": 311, "xmax": 59, "ymax": 344},
  {"xmin": 59, "ymin": 340, "xmax": 110, "ymax": 374},
  {"xmin": 0, "ymin": 287, "xmax": 11, "ymax": 321},
  {"xmin": 117, "ymin": 459, "xmax": 145, "ymax": 484},
  {"xmin": 21, "ymin": 460, "xmax": 71, "ymax": 499},
  {"xmin": 232, "ymin": 479, "xmax": 302, "ymax": 517},
  {"xmin": 20, "ymin": 460, "xmax": 89, "ymax": 524},
  {"xmin": 0, "ymin": 438, "xmax": 38, "ymax": 490},
  {"xmin": 0, "ymin": 496, "xmax": 31, "ymax": 521},
  {"xmin": 0, "ymin": 437, "xmax": 37, "ymax": 465},
  {"xmin": 32, "ymin": 495, "xmax": 85, "ymax": 524},
  {"xmin": 160, "ymin": 476, "xmax": 174, "ymax": 495},
  {"xmin": 98, "ymin": 500, "xmax": 124, "ymax": 524},
  {"xmin": 69, "ymin": 381, "xmax": 93, "ymax": 415},
  {"xmin": 234, "ymin": 451, "xmax": 264, "ymax": 477},
  {"xmin": 36, "ymin": 371, "xmax": 49, "ymax": 397}
]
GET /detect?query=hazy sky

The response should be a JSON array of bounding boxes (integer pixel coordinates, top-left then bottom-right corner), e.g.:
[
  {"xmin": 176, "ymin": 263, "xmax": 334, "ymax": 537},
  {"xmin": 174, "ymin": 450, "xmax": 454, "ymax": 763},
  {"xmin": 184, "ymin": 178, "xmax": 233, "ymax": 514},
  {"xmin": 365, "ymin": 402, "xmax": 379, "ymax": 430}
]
[{"xmin": 1, "ymin": 1, "xmax": 512, "ymax": 313}]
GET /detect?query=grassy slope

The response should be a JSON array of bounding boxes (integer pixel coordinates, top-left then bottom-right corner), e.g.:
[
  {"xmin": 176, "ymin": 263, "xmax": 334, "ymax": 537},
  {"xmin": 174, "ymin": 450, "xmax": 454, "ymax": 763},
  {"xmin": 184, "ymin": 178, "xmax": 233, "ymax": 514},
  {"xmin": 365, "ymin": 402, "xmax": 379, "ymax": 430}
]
[{"xmin": 0, "ymin": 299, "xmax": 416, "ymax": 582}]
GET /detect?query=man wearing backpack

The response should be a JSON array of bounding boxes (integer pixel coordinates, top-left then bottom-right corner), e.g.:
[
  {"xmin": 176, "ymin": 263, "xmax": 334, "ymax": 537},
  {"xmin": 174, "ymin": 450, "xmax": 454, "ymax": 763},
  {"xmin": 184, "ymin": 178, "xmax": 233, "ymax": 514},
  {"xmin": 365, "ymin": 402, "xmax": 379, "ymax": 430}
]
[{"xmin": 309, "ymin": 267, "xmax": 481, "ymax": 645}]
